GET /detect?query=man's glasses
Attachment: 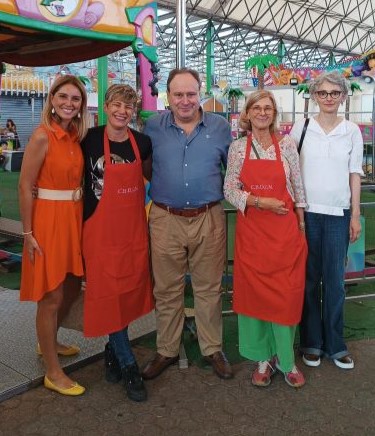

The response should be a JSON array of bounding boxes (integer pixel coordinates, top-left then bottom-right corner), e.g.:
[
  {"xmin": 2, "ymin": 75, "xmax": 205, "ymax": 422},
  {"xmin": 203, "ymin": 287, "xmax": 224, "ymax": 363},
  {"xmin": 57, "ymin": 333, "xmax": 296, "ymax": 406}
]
[
  {"xmin": 250, "ymin": 105, "xmax": 274, "ymax": 114},
  {"xmin": 315, "ymin": 90, "xmax": 342, "ymax": 99}
]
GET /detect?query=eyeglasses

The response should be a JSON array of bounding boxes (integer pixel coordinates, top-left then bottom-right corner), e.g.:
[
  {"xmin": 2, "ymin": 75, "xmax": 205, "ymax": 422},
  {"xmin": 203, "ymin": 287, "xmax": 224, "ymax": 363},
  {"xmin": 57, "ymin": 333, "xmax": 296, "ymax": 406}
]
[
  {"xmin": 315, "ymin": 90, "xmax": 342, "ymax": 99},
  {"xmin": 250, "ymin": 105, "xmax": 274, "ymax": 114}
]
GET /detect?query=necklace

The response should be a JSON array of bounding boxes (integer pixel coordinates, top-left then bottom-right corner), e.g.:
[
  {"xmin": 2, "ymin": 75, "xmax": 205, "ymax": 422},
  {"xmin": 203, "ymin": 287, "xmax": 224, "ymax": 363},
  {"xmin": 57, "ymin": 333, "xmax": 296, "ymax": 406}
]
[
  {"xmin": 253, "ymin": 135, "xmax": 272, "ymax": 150},
  {"xmin": 108, "ymin": 133, "xmax": 128, "ymax": 142}
]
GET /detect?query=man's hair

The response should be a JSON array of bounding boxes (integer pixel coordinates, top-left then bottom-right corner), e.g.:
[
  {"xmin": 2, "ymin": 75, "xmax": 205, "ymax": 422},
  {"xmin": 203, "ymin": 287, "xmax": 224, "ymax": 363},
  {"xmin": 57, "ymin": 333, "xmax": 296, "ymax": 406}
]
[{"xmin": 167, "ymin": 68, "xmax": 201, "ymax": 91}]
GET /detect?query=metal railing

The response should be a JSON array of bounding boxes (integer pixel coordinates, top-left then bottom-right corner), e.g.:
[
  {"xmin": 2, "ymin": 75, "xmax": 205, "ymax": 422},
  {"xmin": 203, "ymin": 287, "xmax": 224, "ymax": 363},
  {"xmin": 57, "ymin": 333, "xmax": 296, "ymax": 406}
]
[
  {"xmin": 0, "ymin": 73, "xmax": 50, "ymax": 97},
  {"xmin": 223, "ymin": 189, "xmax": 375, "ymax": 302}
]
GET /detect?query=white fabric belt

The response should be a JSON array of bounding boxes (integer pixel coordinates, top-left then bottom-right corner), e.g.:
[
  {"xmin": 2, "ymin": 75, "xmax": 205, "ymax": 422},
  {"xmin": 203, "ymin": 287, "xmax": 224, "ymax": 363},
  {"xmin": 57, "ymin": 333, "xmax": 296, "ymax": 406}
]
[{"xmin": 38, "ymin": 187, "xmax": 83, "ymax": 202}]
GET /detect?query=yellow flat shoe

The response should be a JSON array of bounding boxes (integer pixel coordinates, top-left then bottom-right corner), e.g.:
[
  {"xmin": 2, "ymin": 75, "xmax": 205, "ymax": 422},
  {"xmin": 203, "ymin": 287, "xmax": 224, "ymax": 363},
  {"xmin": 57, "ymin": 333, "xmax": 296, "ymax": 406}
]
[
  {"xmin": 37, "ymin": 343, "xmax": 80, "ymax": 356},
  {"xmin": 44, "ymin": 376, "xmax": 85, "ymax": 396}
]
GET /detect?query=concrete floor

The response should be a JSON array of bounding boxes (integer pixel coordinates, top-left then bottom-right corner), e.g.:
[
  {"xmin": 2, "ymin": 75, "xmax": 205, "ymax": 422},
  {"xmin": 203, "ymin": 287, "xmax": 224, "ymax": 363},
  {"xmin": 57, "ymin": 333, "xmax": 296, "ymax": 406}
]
[
  {"xmin": 1, "ymin": 286, "xmax": 375, "ymax": 435},
  {"xmin": 0, "ymin": 286, "xmax": 155, "ymax": 403}
]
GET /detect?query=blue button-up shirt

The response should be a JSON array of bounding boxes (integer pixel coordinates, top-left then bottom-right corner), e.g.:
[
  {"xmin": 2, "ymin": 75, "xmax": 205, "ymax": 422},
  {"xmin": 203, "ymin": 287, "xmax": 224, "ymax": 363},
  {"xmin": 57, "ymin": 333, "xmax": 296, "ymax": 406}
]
[{"xmin": 144, "ymin": 110, "xmax": 232, "ymax": 208}]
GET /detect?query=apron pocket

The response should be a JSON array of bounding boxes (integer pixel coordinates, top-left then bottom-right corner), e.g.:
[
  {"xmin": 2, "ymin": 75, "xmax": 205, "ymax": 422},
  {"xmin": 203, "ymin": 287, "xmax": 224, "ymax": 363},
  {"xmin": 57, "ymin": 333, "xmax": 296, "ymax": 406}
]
[{"xmin": 103, "ymin": 246, "xmax": 135, "ymax": 280}]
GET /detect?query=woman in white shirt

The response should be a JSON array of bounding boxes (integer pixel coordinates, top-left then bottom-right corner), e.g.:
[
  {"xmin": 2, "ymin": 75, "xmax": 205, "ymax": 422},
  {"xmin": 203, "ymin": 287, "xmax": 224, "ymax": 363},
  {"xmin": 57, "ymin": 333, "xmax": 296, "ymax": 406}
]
[{"xmin": 290, "ymin": 71, "xmax": 363, "ymax": 370}]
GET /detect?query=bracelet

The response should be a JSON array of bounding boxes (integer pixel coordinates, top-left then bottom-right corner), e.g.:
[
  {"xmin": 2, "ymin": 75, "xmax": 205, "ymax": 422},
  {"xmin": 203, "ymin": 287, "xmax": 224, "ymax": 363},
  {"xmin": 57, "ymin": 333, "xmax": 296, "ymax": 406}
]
[
  {"xmin": 22, "ymin": 230, "xmax": 33, "ymax": 236},
  {"xmin": 254, "ymin": 196, "xmax": 260, "ymax": 209},
  {"xmin": 299, "ymin": 222, "xmax": 305, "ymax": 230}
]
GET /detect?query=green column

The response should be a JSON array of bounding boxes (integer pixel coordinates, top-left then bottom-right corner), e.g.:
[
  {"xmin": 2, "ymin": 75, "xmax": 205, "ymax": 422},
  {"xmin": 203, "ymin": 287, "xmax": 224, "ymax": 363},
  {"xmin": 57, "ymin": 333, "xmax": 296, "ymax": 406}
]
[
  {"xmin": 97, "ymin": 56, "xmax": 108, "ymax": 125},
  {"xmin": 277, "ymin": 40, "xmax": 286, "ymax": 64},
  {"xmin": 206, "ymin": 22, "xmax": 214, "ymax": 95},
  {"xmin": 329, "ymin": 52, "xmax": 336, "ymax": 67}
]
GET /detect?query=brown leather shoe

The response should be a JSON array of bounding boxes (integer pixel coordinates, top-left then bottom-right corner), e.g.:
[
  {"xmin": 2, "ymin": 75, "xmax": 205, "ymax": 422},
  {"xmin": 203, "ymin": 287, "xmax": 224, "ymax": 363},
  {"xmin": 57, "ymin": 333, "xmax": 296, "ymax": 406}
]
[
  {"xmin": 141, "ymin": 353, "xmax": 179, "ymax": 380},
  {"xmin": 204, "ymin": 351, "xmax": 233, "ymax": 379}
]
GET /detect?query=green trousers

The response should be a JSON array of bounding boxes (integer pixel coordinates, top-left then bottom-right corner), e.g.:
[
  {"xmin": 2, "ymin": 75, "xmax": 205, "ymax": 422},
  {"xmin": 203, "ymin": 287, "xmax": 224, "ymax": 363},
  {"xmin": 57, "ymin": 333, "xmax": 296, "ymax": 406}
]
[{"xmin": 238, "ymin": 315, "xmax": 297, "ymax": 372}]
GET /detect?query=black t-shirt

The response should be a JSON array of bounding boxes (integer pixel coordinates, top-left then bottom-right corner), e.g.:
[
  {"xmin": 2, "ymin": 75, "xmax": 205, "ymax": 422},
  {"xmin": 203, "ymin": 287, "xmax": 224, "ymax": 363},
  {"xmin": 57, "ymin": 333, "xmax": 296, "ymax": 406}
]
[{"xmin": 81, "ymin": 125, "xmax": 152, "ymax": 221}]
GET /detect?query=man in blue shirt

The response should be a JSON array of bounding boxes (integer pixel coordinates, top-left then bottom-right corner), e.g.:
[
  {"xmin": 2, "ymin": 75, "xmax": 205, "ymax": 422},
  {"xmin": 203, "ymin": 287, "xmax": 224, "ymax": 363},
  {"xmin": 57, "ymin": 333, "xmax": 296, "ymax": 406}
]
[{"xmin": 142, "ymin": 67, "xmax": 233, "ymax": 380}]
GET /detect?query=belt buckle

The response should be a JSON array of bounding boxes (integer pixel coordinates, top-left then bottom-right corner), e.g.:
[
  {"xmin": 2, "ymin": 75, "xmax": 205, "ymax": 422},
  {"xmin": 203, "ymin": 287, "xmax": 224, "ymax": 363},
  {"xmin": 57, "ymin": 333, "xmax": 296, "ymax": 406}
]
[{"xmin": 72, "ymin": 187, "xmax": 83, "ymax": 202}]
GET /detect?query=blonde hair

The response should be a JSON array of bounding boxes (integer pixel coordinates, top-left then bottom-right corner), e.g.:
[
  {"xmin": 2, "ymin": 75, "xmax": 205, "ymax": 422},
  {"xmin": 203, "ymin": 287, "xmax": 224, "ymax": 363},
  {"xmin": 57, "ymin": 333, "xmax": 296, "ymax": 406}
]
[
  {"xmin": 239, "ymin": 90, "xmax": 278, "ymax": 133},
  {"xmin": 41, "ymin": 75, "xmax": 89, "ymax": 141},
  {"xmin": 105, "ymin": 84, "xmax": 137, "ymax": 105}
]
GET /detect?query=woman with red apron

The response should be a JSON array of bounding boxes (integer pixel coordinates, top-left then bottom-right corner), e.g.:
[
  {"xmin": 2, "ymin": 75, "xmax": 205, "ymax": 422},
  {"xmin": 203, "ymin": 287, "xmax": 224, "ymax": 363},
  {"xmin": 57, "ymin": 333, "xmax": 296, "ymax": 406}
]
[
  {"xmin": 224, "ymin": 90, "xmax": 307, "ymax": 388},
  {"xmin": 81, "ymin": 85, "xmax": 154, "ymax": 402}
]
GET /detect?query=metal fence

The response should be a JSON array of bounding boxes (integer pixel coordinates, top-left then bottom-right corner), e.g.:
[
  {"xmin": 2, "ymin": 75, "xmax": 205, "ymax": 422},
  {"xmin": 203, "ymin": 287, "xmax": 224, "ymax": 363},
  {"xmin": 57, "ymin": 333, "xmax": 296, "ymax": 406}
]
[{"xmin": 223, "ymin": 187, "xmax": 375, "ymax": 302}]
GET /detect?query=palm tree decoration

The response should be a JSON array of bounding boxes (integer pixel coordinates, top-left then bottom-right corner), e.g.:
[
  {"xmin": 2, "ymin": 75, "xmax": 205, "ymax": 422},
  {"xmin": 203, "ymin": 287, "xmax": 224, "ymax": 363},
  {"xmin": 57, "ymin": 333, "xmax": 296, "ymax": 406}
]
[
  {"xmin": 245, "ymin": 54, "xmax": 279, "ymax": 89},
  {"xmin": 78, "ymin": 76, "xmax": 90, "ymax": 87},
  {"xmin": 345, "ymin": 82, "xmax": 362, "ymax": 120},
  {"xmin": 223, "ymin": 87, "xmax": 245, "ymax": 113},
  {"xmin": 296, "ymin": 83, "xmax": 310, "ymax": 118}
]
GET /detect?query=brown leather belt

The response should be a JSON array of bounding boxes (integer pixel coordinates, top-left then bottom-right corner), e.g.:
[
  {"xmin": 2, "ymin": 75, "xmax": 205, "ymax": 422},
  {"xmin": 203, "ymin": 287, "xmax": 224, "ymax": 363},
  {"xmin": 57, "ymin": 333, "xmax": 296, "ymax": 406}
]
[{"xmin": 154, "ymin": 201, "xmax": 219, "ymax": 217}]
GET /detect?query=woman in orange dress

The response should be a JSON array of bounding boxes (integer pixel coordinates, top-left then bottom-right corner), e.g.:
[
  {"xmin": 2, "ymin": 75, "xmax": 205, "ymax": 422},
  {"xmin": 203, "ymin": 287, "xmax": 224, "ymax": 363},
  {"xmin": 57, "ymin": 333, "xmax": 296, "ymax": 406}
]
[{"xmin": 19, "ymin": 75, "xmax": 88, "ymax": 396}]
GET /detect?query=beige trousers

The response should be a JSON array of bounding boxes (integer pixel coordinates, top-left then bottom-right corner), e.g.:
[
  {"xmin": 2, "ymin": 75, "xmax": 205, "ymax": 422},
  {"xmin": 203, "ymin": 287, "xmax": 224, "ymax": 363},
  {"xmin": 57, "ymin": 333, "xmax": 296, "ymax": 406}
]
[{"xmin": 149, "ymin": 203, "xmax": 226, "ymax": 357}]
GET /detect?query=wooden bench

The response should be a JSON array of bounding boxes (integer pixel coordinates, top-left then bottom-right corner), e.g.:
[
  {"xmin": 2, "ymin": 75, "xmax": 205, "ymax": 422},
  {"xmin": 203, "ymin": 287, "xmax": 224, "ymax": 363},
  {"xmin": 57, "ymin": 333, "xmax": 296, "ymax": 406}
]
[{"xmin": 0, "ymin": 217, "xmax": 23, "ymax": 241}]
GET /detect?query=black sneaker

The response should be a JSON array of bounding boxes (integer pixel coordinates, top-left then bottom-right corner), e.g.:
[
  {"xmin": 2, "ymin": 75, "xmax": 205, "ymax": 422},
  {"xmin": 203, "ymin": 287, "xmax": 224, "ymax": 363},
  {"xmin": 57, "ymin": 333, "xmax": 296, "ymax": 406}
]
[
  {"xmin": 122, "ymin": 363, "xmax": 147, "ymax": 402},
  {"xmin": 104, "ymin": 342, "xmax": 122, "ymax": 383}
]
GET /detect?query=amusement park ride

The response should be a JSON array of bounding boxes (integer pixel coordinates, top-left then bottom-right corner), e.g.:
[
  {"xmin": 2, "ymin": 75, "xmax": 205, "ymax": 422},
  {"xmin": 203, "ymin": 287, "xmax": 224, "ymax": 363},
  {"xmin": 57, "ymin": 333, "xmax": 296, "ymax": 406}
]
[
  {"xmin": 0, "ymin": 1, "xmax": 374, "ymax": 284},
  {"xmin": 0, "ymin": 0, "xmax": 159, "ymax": 112},
  {"xmin": 0, "ymin": 0, "xmax": 159, "ymax": 269}
]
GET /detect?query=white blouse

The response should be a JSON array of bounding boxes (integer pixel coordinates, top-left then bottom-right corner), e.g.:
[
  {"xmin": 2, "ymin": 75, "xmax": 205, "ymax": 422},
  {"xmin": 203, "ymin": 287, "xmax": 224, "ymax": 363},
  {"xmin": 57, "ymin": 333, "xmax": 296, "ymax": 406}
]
[{"xmin": 290, "ymin": 117, "xmax": 364, "ymax": 216}]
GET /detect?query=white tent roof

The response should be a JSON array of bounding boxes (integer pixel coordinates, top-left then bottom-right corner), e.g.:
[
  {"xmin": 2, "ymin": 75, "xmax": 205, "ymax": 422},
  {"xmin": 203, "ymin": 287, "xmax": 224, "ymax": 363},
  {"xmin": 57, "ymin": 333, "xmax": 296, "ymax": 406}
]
[{"xmin": 155, "ymin": 0, "xmax": 375, "ymax": 84}]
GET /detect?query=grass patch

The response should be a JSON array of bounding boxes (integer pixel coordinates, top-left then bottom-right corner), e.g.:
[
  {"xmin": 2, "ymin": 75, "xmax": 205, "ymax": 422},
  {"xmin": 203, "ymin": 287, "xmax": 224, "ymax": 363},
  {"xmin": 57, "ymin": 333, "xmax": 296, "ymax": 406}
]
[
  {"xmin": 137, "ymin": 283, "xmax": 375, "ymax": 366},
  {"xmin": 0, "ymin": 171, "xmax": 20, "ymax": 220}
]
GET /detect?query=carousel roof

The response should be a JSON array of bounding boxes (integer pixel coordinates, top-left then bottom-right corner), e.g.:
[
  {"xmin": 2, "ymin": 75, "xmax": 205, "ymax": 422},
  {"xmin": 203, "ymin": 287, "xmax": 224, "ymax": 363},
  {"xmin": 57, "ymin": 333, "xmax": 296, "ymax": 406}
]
[{"xmin": 153, "ymin": 0, "xmax": 375, "ymax": 84}]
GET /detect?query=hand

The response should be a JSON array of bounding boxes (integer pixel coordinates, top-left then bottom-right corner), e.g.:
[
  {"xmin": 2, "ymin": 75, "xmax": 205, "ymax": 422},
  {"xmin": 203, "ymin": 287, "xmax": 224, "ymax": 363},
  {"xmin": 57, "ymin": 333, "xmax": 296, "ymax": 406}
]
[
  {"xmin": 349, "ymin": 216, "xmax": 361, "ymax": 243},
  {"xmin": 259, "ymin": 197, "xmax": 289, "ymax": 215},
  {"xmin": 32, "ymin": 184, "xmax": 38, "ymax": 199},
  {"xmin": 24, "ymin": 234, "xmax": 43, "ymax": 262}
]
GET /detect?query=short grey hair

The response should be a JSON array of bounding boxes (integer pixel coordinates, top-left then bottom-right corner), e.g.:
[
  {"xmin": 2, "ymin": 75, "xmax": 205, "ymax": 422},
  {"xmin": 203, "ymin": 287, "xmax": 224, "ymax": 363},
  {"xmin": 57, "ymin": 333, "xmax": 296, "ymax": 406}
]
[{"xmin": 309, "ymin": 71, "xmax": 349, "ymax": 103}]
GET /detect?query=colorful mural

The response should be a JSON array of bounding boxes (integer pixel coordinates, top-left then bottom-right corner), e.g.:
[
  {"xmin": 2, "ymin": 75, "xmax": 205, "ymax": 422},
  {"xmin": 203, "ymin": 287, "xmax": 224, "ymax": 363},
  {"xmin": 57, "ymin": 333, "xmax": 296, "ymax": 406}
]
[
  {"xmin": 257, "ymin": 54, "xmax": 374, "ymax": 87},
  {"xmin": 0, "ymin": 1, "xmax": 153, "ymax": 34},
  {"xmin": 0, "ymin": 0, "xmax": 159, "ymax": 110}
]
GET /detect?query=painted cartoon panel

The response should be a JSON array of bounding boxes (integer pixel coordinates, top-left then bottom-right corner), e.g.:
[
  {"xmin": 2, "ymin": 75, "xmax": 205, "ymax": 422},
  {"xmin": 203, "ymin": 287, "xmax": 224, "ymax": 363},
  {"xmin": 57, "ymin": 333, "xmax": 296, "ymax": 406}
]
[
  {"xmin": 1, "ymin": 1, "xmax": 152, "ymax": 34},
  {"xmin": 0, "ymin": 1, "xmax": 157, "ymax": 67}
]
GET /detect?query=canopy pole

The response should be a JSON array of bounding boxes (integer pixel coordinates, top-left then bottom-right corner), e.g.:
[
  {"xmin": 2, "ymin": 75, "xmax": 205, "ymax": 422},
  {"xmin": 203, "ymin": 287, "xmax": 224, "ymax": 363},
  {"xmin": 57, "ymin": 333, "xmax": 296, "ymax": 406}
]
[
  {"xmin": 97, "ymin": 56, "xmax": 108, "ymax": 125},
  {"xmin": 176, "ymin": 0, "xmax": 186, "ymax": 68},
  {"xmin": 206, "ymin": 21, "xmax": 214, "ymax": 95}
]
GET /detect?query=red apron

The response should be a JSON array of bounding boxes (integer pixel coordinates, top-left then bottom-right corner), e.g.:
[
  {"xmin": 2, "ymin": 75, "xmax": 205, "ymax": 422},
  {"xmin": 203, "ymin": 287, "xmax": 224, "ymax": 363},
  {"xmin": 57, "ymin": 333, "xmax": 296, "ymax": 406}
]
[
  {"xmin": 233, "ymin": 134, "xmax": 307, "ymax": 326},
  {"xmin": 83, "ymin": 128, "xmax": 154, "ymax": 337}
]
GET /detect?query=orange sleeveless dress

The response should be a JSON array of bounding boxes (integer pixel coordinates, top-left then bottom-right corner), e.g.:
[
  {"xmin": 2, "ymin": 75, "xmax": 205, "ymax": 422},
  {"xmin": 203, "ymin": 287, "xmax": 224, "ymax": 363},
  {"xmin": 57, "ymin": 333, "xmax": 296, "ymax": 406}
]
[{"xmin": 20, "ymin": 122, "xmax": 84, "ymax": 302}]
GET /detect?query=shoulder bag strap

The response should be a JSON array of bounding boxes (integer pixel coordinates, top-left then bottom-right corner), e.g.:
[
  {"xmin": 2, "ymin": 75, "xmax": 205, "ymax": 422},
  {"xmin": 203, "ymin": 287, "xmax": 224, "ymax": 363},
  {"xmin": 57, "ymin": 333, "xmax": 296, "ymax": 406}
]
[
  {"xmin": 251, "ymin": 140, "xmax": 261, "ymax": 159},
  {"xmin": 298, "ymin": 117, "xmax": 310, "ymax": 155}
]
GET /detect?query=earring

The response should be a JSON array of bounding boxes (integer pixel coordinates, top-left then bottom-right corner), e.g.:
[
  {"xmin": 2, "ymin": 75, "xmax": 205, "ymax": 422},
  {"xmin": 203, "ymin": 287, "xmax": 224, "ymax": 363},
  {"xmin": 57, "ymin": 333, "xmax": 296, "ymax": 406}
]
[
  {"xmin": 77, "ymin": 113, "xmax": 81, "ymax": 119},
  {"xmin": 52, "ymin": 107, "xmax": 55, "ymax": 114}
]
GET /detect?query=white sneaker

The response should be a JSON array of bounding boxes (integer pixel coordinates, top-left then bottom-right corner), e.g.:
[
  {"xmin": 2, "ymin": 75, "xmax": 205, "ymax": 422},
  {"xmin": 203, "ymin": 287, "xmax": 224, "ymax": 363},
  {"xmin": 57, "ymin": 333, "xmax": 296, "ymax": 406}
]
[
  {"xmin": 302, "ymin": 353, "xmax": 321, "ymax": 367},
  {"xmin": 333, "ymin": 355, "xmax": 354, "ymax": 370}
]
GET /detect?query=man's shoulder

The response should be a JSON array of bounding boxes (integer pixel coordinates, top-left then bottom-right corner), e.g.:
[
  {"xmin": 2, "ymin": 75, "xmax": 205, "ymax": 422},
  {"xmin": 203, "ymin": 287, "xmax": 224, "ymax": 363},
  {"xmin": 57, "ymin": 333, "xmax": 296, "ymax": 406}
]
[
  {"xmin": 204, "ymin": 111, "xmax": 230, "ymax": 125},
  {"xmin": 129, "ymin": 127, "xmax": 151, "ymax": 144},
  {"xmin": 145, "ymin": 111, "xmax": 170, "ymax": 127},
  {"xmin": 203, "ymin": 112, "xmax": 231, "ymax": 135}
]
